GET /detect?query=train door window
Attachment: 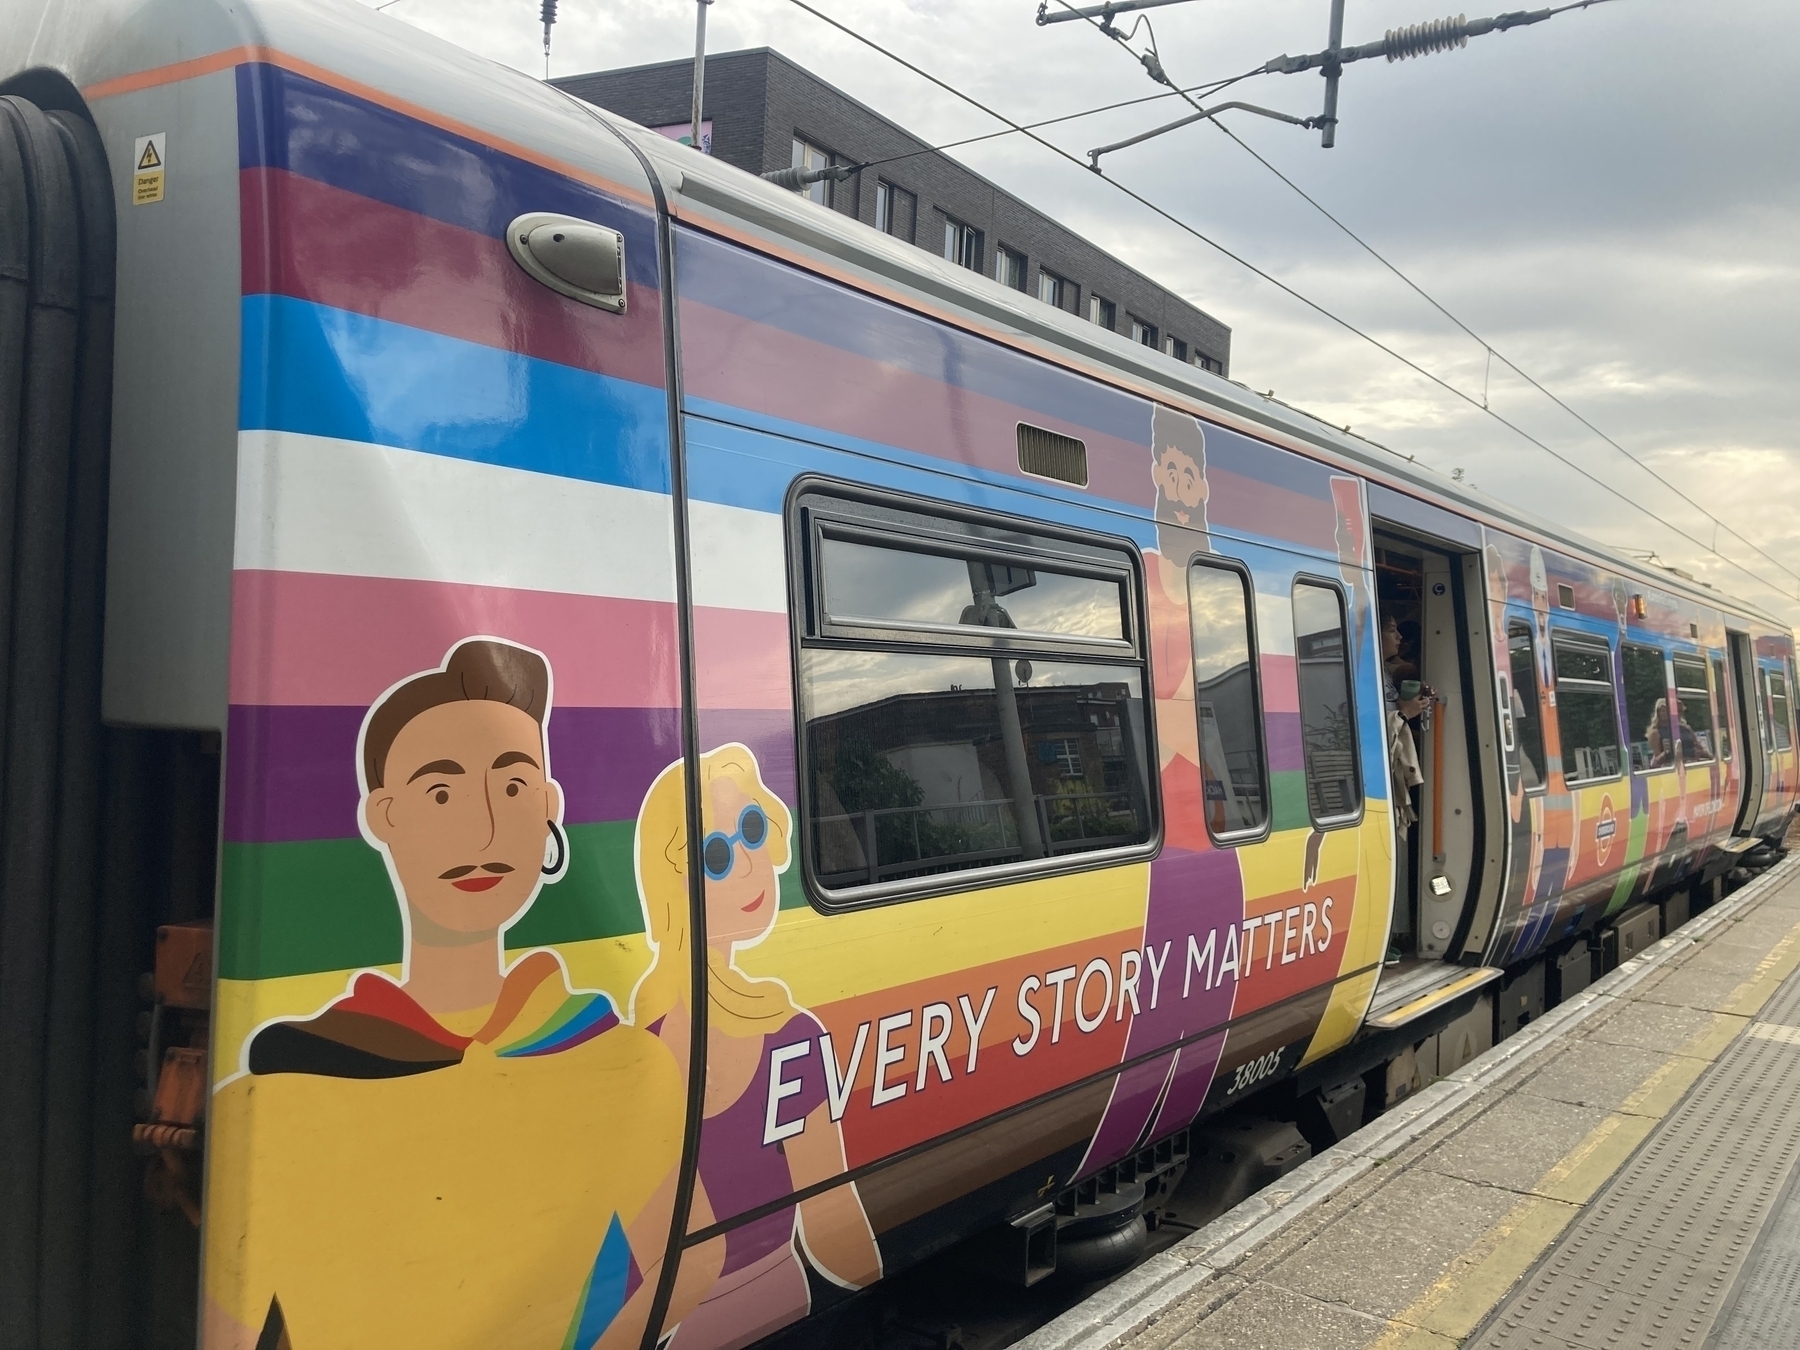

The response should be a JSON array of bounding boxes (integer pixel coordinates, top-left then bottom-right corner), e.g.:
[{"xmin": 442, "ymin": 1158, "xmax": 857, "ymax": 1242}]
[
  {"xmin": 1553, "ymin": 634, "xmax": 1622, "ymax": 783},
  {"xmin": 1622, "ymin": 642, "xmax": 1674, "ymax": 772},
  {"xmin": 1712, "ymin": 655, "xmax": 1733, "ymax": 760},
  {"xmin": 1507, "ymin": 621, "xmax": 1545, "ymax": 790},
  {"xmin": 793, "ymin": 489, "xmax": 1155, "ymax": 901},
  {"xmin": 1188, "ymin": 560, "xmax": 1269, "ymax": 840},
  {"xmin": 1766, "ymin": 668, "xmax": 1793, "ymax": 751},
  {"xmin": 1292, "ymin": 581, "xmax": 1360, "ymax": 825},
  {"xmin": 1672, "ymin": 657, "xmax": 1715, "ymax": 763}
]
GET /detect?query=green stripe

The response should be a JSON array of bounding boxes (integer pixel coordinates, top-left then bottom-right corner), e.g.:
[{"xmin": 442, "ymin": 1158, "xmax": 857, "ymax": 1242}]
[
  {"xmin": 221, "ymin": 820, "xmax": 646, "ymax": 981},
  {"xmin": 1269, "ymin": 770, "xmax": 1312, "ymax": 834}
]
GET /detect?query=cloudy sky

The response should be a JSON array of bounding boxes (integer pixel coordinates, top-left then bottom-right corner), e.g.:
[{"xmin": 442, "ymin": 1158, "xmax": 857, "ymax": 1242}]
[{"xmin": 364, "ymin": 0, "xmax": 1798, "ymax": 620}]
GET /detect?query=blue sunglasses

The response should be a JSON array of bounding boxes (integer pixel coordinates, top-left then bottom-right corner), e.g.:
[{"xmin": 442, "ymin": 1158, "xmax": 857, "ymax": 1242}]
[{"xmin": 702, "ymin": 804, "xmax": 769, "ymax": 881}]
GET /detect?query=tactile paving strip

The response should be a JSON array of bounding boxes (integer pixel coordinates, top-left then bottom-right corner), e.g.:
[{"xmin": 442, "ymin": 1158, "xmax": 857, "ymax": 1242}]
[
  {"xmin": 1706, "ymin": 967, "xmax": 1800, "ymax": 1350},
  {"xmin": 1472, "ymin": 967, "xmax": 1800, "ymax": 1350}
]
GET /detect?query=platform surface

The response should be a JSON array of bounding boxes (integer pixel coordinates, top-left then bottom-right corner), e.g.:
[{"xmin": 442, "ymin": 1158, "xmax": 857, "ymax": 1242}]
[{"xmin": 1019, "ymin": 859, "xmax": 1800, "ymax": 1350}]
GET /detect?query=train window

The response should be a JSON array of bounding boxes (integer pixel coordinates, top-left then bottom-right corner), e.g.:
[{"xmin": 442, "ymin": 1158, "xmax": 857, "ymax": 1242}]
[
  {"xmin": 794, "ymin": 489, "xmax": 1155, "ymax": 901},
  {"xmin": 1712, "ymin": 655, "xmax": 1733, "ymax": 761},
  {"xmin": 1672, "ymin": 657, "xmax": 1715, "ymax": 763},
  {"xmin": 1621, "ymin": 642, "xmax": 1674, "ymax": 773},
  {"xmin": 1507, "ymin": 622, "xmax": 1545, "ymax": 790},
  {"xmin": 1292, "ymin": 581, "xmax": 1361, "ymax": 825},
  {"xmin": 1553, "ymin": 635, "xmax": 1622, "ymax": 783},
  {"xmin": 1766, "ymin": 668, "xmax": 1793, "ymax": 751},
  {"xmin": 1189, "ymin": 561, "xmax": 1269, "ymax": 840}
]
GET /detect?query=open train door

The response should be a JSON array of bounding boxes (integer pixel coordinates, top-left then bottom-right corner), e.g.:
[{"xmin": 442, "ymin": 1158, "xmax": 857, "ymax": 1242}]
[
  {"xmin": 1726, "ymin": 630, "xmax": 1767, "ymax": 837},
  {"xmin": 1359, "ymin": 491, "xmax": 1506, "ymax": 1035}
]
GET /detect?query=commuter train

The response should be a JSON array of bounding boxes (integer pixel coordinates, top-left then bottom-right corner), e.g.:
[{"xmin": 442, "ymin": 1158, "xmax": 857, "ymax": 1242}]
[{"xmin": 1, "ymin": 2, "xmax": 1794, "ymax": 1347}]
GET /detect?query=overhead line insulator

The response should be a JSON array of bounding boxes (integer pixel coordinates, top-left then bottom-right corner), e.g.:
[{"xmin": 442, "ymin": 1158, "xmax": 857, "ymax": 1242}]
[{"xmin": 1385, "ymin": 15, "xmax": 1470, "ymax": 61}]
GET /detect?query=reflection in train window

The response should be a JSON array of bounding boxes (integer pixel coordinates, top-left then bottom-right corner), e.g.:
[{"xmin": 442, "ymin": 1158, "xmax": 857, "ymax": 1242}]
[
  {"xmin": 1508, "ymin": 621, "xmax": 1545, "ymax": 790},
  {"xmin": 1712, "ymin": 656, "xmax": 1733, "ymax": 761},
  {"xmin": 1188, "ymin": 561, "xmax": 1268, "ymax": 840},
  {"xmin": 1292, "ymin": 581, "xmax": 1360, "ymax": 825},
  {"xmin": 819, "ymin": 535, "xmax": 1128, "ymax": 643},
  {"xmin": 1672, "ymin": 657, "xmax": 1714, "ymax": 763},
  {"xmin": 1553, "ymin": 635, "xmax": 1622, "ymax": 783},
  {"xmin": 1767, "ymin": 668, "xmax": 1793, "ymax": 751},
  {"xmin": 794, "ymin": 491, "xmax": 1154, "ymax": 900},
  {"xmin": 1621, "ymin": 642, "xmax": 1673, "ymax": 773}
]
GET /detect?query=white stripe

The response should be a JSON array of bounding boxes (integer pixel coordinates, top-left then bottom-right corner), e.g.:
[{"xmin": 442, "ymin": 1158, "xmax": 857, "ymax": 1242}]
[
  {"xmin": 689, "ymin": 498, "xmax": 788, "ymax": 613},
  {"xmin": 1749, "ymin": 1023, "xmax": 1800, "ymax": 1046},
  {"xmin": 234, "ymin": 431, "xmax": 677, "ymax": 601}
]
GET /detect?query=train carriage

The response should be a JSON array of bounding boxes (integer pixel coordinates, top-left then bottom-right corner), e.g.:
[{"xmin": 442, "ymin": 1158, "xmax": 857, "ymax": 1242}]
[{"xmin": 0, "ymin": 2, "xmax": 1794, "ymax": 1347}]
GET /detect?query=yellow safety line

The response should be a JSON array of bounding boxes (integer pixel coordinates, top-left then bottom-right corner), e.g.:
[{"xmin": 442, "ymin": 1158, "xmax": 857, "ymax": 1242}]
[
  {"xmin": 1365, "ymin": 967, "xmax": 1503, "ymax": 1031},
  {"xmin": 1365, "ymin": 912, "xmax": 1800, "ymax": 1348}
]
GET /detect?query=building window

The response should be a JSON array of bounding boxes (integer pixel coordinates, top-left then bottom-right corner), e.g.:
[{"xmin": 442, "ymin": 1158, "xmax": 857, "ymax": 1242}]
[
  {"xmin": 1553, "ymin": 635, "xmax": 1622, "ymax": 783},
  {"xmin": 1189, "ymin": 560, "xmax": 1269, "ymax": 840},
  {"xmin": 1130, "ymin": 316, "xmax": 1158, "ymax": 348},
  {"xmin": 943, "ymin": 216, "xmax": 982, "ymax": 271},
  {"xmin": 1037, "ymin": 270, "xmax": 1068, "ymax": 309},
  {"xmin": 791, "ymin": 136, "xmax": 838, "ymax": 207},
  {"xmin": 1164, "ymin": 335, "xmax": 1188, "ymax": 362},
  {"xmin": 1088, "ymin": 295, "xmax": 1115, "ymax": 329},
  {"xmin": 1293, "ymin": 581, "xmax": 1360, "ymax": 825},
  {"xmin": 874, "ymin": 180, "xmax": 917, "ymax": 242},
  {"xmin": 794, "ymin": 489, "xmax": 1154, "ymax": 900},
  {"xmin": 996, "ymin": 244, "xmax": 1027, "ymax": 291},
  {"xmin": 1193, "ymin": 352, "xmax": 1223, "ymax": 375},
  {"xmin": 1621, "ymin": 642, "xmax": 1672, "ymax": 772}
]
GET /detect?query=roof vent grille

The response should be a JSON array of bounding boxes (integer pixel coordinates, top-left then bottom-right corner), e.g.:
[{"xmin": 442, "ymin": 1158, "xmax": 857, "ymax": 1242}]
[{"xmin": 1017, "ymin": 423, "xmax": 1088, "ymax": 487}]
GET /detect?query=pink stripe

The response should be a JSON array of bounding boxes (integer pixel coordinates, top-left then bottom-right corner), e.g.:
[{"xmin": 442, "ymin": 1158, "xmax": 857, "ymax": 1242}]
[
  {"xmin": 230, "ymin": 570, "xmax": 682, "ymax": 707},
  {"xmin": 1259, "ymin": 653, "xmax": 1299, "ymax": 712},
  {"xmin": 241, "ymin": 168, "xmax": 667, "ymax": 390},
  {"xmin": 693, "ymin": 607, "xmax": 792, "ymax": 710},
  {"xmin": 680, "ymin": 298, "xmax": 1152, "ymax": 505}
]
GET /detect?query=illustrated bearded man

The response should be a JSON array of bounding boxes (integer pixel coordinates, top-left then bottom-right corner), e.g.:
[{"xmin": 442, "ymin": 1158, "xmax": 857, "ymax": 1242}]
[
  {"xmin": 1151, "ymin": 405, "xmax": 1210, "ymax": 532},
  {"xmin": 205, "ymin": 639, "xmax": 684, "ymax": 1350}
]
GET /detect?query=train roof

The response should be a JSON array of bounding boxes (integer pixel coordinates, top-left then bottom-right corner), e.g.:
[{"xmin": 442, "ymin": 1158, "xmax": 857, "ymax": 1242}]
[{"xmin": 22, "ymin": 0, "xmax": 1787, "ymax": 635}]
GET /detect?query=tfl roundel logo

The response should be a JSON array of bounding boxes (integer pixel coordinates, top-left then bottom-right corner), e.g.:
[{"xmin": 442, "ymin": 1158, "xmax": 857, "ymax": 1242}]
[{"xmin": 1595, "ymin": 797, "xmax": 1619, "ymax": 867}]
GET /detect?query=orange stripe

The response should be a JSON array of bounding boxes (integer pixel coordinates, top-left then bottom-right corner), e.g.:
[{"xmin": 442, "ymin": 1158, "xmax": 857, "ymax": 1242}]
[{"xmin": 82, "ymin": 45, "xmax": 258, "ymax": 100}]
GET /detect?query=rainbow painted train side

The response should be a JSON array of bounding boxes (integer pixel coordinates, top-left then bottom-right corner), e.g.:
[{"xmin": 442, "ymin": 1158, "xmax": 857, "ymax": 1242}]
[{"xmin": 11, "ymin": 3, "xmax": 1795, "ymax": 1347}]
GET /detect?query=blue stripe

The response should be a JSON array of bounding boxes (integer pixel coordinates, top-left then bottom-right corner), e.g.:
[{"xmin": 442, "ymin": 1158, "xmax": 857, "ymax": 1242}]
[
  {"xmin": 241, "ymin": 294, "xmax": 671, "ymax": 491},
  {"xmin": 675, "ymin": 227, "xmax": 1152, "ymax": 445},
  {"xmin": 236, "ymin": 62, "xmax": 661, "ymax": 289}
]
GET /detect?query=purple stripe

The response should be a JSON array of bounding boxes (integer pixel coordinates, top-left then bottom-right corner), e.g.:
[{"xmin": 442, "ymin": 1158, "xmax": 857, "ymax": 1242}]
[
  {"xmin": 225, "ymin": 704, "xmax": 682, "ymax": 843},
  {"xmin": 698, "ymin": 708, "xmax": 799, "ymax": 809},
  {"xmin": 1264, "ymin": 712, "xmax": 1304, "ymax": 773}
]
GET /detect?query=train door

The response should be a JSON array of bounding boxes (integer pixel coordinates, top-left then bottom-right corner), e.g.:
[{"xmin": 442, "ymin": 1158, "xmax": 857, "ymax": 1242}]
[
  {"xmin": 1727, "ymin": 631, "xmax": 1767, "ymax": 836},
  {"xmin": 1365, "ymin": 530, "xmax": 1504, "ymax": 1024}
]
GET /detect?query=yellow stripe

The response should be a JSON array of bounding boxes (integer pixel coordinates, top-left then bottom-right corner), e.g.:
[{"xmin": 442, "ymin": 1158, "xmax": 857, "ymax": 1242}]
[{"xmin": 739, "ymin": 863, "xmax": 1150, "ymax": 1006}]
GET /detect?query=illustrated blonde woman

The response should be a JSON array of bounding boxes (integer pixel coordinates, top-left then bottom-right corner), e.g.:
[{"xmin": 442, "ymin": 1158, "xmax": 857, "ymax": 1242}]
[{"xmin": 596, "ymin": 744, "xmax": 881, "ymax": 1350}]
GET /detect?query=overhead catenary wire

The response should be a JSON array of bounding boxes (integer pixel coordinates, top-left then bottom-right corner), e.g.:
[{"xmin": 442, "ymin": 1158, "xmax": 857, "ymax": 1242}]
[
  {"xmin": 1051, "ymin": 0, "xmax": 1800, "ymax": 596},
  {"xmin": 774, "ymin": 0, "xmax": 1800, "ymax": 605}
]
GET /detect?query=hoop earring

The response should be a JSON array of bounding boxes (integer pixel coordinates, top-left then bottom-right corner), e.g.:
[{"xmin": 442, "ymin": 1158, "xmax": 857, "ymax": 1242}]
[{"xmin": 543, "ymin": 820, "xmax": 567, "ymax": 876}]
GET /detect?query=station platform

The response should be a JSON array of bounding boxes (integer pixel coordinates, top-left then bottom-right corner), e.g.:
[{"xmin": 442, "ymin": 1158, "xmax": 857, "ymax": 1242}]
[{"xmin": 1020, "ymin": 860, "xmax": 1800, "ymax": 1350}]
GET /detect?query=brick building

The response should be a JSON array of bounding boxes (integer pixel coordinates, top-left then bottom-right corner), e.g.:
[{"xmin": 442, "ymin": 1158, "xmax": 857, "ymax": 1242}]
[{"xmin": 553, "ymin": 47, "xmax": 1231, "ymax": 374}]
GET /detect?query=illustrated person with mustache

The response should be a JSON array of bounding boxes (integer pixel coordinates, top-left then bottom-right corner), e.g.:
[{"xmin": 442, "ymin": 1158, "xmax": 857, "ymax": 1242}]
[
  {"xmin": 210, "ymin": 638, "xmax": 687, "ymax": 1350},
  {"xmin": 246, "ymin": 637, "xmax": 617, "ymax": 1077}
]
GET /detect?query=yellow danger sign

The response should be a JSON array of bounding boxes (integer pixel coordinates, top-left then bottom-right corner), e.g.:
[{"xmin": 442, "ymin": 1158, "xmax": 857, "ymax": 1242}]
[{"xmin": 133, "ymin": 132, "xmax": 165, "ymax": 205}]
